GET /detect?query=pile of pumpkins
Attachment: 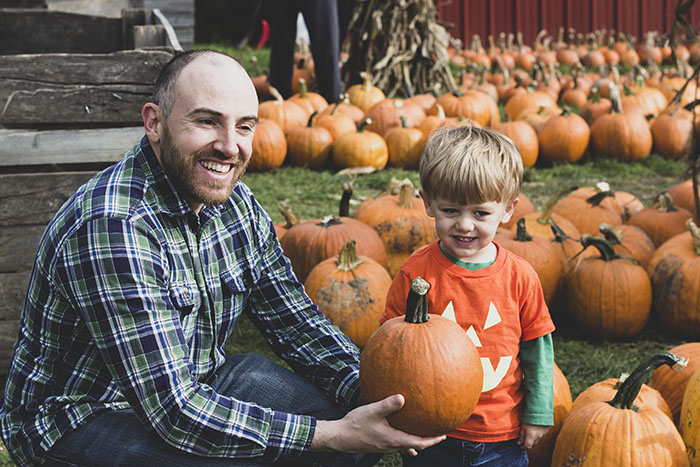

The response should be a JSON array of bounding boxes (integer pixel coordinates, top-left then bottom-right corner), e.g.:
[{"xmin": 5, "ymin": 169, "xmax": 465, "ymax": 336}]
[
  {"xmin": 249, "ymin": 30, "xmax": 700, "ymax": 174},
  {"xmin": 273, "ymin": 174, "xmax": 700, "ymax": 466}
]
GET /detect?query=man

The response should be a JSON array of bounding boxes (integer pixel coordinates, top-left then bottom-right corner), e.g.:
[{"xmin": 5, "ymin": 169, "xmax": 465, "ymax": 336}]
[{"xmin": 0, "ymin": 50, "xmax": 443, "ymax": 466}]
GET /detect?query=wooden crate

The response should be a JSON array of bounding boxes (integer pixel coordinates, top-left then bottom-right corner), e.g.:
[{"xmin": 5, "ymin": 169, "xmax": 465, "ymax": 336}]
[{"xmin": 0, "ymin": 6, "xmax": 178, "ymax": 374}]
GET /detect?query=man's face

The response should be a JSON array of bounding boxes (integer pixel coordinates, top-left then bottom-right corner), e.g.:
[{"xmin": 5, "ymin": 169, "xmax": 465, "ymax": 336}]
[{"xmin": 155, "ymin": 55, "xmax": 259, "ymax": 212}]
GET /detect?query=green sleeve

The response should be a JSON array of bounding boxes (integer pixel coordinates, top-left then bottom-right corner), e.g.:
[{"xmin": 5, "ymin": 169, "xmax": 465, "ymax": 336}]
[{"xmin": 520, "ymin": 333, "xmax": 554, "ymax": 426}]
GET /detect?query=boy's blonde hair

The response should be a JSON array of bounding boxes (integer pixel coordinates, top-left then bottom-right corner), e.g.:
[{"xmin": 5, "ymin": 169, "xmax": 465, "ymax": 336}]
[{"xmin": 419, "ymin": 124, "xmax": 523, "ymax": 205}]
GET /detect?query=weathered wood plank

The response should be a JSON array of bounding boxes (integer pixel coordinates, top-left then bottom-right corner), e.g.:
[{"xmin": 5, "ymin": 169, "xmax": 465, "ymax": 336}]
[
  {"xmin": 0, "ymin": 8, "xmax": 122, "ymax": 54},
  {"xmin": 0, "ymin": 272, "xmax": 30, "ymax": 321},
  {"xmin": 0, "ymin": 225, "xmax": 46, "ymax": 273},
  {"xmin": 0, "ymin": 127, "xmax": 141, "ymax": 166},
  {"xmin": 0, "ymin": 171, "xmax": 101, "ymax": 226},
  {"xmin": 0, "ymin": 49, "xmax": 174, "ymax": 126},
  {"xmin": 0, "ymin": 49, "xmax": 174, "ymax": 83},
  {"xmin": 0, "ymin": 82, "xmax": 150, "ymax": 126}
]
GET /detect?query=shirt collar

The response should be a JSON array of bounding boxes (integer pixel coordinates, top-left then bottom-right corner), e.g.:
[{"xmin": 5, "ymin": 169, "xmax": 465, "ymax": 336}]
[{"xmin": 135, "ymin": 135, "xmax": 223, "ymax": 222}]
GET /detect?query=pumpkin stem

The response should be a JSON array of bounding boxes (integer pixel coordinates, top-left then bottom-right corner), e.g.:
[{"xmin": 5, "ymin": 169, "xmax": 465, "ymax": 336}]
[
  {"xmin": 358, "ymin": 118, "xmax": 371, "ymax": 133},
  {"xmin": 269, "ymin": 86, "xmax": 284, "ymax": 103},
  {"xmin": 515, "ymin": 218, "xmax": 533, "ymax": 242},
  {"xmin": 538, "ymin": 185, "xmax": 578, "ymax": 225},
  {"xmin": 399, "ymin": 114, "xmax": 408, "ymax": 128},
  {"xmin": 360, "ymin": 71, "xmax": 372, "ymax": 92},
  {"xmin": 598, "ymin": 222, "xmax": 623, "ymax": 245},
  {"xmin": 405, "ymin": 276, "xmax": 431, "ymax": 324},
  {"xmin": 655, "ymin": 192, "xmax": 679, "ymax": 212},
  {"xmin": 336, "ymin": 238, "xmax": 364, "ymax": 271},
  {"xmin": 318, "ymin": 215, "xmax": 343, "ymax": 228},
  {"xmin": 608, "ymin": 82, "xmax": 623, "ymax": 114},
  {"xmin": 339, "ymin": 181, "xmax": 354, "ymax": 217},
  {"xmin": 586, "ymin": 190, "xmax": 615, "ymax": 207},
  {"xmin": 398, "ymin": 179, "xmax": 415, "ymax": 209},
  {"xmin": 307, "ymin": 110, "xmax": 319, "ymax": 127},
  {"xmin": 330, "ymin": 101, "xmax": 341, "ymax": 116},
  {"xmin": 608, "ymin": 352, "xmax": 687, "ymax": 411},
  {"xmin": 298, "ymin": 78, "xmax": 308, "ymax": 98},
  {"xmin": 434, "ymin": 103, "xmax": 446, "ymax": 119},
  {"xmin": 579, "ymin": 234, "xmax": 619, "ymax": 261},
  {"xmin": 687, "ymin": 219, "xmax": 700, "ymax": 256},
  {"xmin": 279, "ymin": 201, "xmax": 299, "ymax": 229}
]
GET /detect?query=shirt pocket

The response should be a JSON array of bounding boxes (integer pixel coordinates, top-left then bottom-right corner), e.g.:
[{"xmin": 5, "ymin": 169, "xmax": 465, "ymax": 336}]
[{"xmin": 168, "ymin": 282, "xmax": 200, "ymax": 318}]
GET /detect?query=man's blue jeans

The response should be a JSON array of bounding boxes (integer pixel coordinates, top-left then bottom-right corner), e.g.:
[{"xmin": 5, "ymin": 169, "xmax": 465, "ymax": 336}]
[
  {"xmin": 44, "ymin": 353, "xmax": 381, "ymax": 466},
  {"xmin": 402, "ymin": 436, "xmax": 528, "ymax": 467}
]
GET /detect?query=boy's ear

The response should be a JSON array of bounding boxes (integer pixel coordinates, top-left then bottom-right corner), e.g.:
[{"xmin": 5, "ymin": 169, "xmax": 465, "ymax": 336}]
[
  {"xmin": 500, "ymin": 197, "xmax": 520, "ymax": 223},
  {"xmin": 419, "ymin": 189, "xmax": 435, "ymax": 217}
]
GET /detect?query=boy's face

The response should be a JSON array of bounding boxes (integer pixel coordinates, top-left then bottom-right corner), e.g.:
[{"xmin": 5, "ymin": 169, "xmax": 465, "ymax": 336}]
[{"xmin": 420, "ymin": 191, "xmax": 517, "ymax": 263}]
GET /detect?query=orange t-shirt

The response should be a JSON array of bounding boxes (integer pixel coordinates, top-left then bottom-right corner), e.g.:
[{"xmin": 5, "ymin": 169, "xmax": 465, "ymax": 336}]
[{"xmin": 380, "ymin": 241, "xmax": 555, "ymax": 442}]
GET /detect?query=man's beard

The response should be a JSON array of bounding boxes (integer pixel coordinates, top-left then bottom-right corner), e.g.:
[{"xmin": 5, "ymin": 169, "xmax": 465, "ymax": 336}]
[{"xmin": 158, "ymin": 125, "xmax": 246, "ymax": 208}]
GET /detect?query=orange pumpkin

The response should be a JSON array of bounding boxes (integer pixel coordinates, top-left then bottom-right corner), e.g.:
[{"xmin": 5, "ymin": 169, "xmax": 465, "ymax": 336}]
[
  {"xmin": 363, "ymin": 99, "xmax": 425, "ymax": 137},
  {"xmin": 514, "ymin": 186, "xmax": 581, "ymax": 239},
  {"xmin": 304, "ymin": 239, "xmax": 392, "ymax": 349},
  {"xmin": 247, "ymin": 118, "xmax": 287, "ymax": 172},
  {"xmin": 650, "ymin": 342, "xmax": 700, "ymax": 426},
  {"xmin": 650, "ymin": 105, "xmax": 694, "ymax": 161},
  {"xmin": 495, "ymin": 218, "xmax": 563, "ymax": 305},
  {"xmin": 537, "ymin": 108, "xmax": 591, "ymax": 164},
  {"xmin": 288, "ymin": 78, "xmax": 329, "ymax": 114},
  {"xmin": 551, "ymin": 352, "xmax": 689, "ymax": 467},
  {"xmin": 279, "ymin": 183, "xmax": 389, "ymax": 282},
  {"xmin": 331, "ymin": 119, "xmax": 389, "ymax": 170},
  {"xmin": 590, "ymin": 83, "xmax": 653, "ymax": 161},
  {"xmin": 285, "ymin": 111, "xmax": 334, "ymax": 169},
  {"xmin": 627, "ymin": 193, "xmax": 693, "ymax": 247},
  {"xmin": 564, "ymin": 235, "xmax": 652, "ymax": 340},
  {"xmin": 258, "ymin": 87, "xmax": 308, "ymax": 135},
  {"xmin": 647, "ymin": 219, "xmax": 700, "ymax": 340},
  {"xmin": 570, "ymin": 375, "xmax": 672, "ymax": 421},
  {"xmin": 491, "ymin": 119, "xmax": 539, "ymax": 168},
  {"xmin": 597, "ymin": 222, "xmax": 656, "ymax": 268},
  {"xmin": 346, "ymin": 71, "xmax": 386, "ymax": 112},
  {"xmin": 354, "ymin": 179, "xmax": 437, "ymax": 276},
  {"xmin": 359, "ymin": 277, "xmax": 483, "ymax": 436},
  {"xmin": 504, "ymin": 89, "xmax": 557, "ymax": 120},
  {"xmin": 666, "ymin": 178, "xmax": 699, "ymax": 221},
  {"xmin": 313, "ymin": 103, "xmax": 357, "ymax": 141},
  {"xmin": 384, "ymin": 116, "xmax": 427, "ymax": 169},
  {"xmin": 552, "ymin": 187, "xmax": 623, "ymax": 236}
]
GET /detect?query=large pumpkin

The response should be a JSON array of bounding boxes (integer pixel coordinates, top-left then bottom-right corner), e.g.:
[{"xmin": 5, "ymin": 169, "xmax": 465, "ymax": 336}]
[
  {"xmin": 304, "ymin": 239, "xmax": 392, "ymax": 349},
  {"xmin": 627, "ymin": 193, "xmax": 693, "ymax": 247},
  {"xmin": 650, "ymin": 342, "xmax": 700, "ymax": 426},
  {"xmin": 257, "ymin": 87, "xmax": 309, "ymax": 135},
  {"xmin": 564, "ymin": 235, "xmax": 652, "ymax": 340},
  {"xmin": 551, "ymin": 352, "xmax": 689, "ymax": 467},
  {"xmin": 597, "ymin": 221, "xmax": 656, "ymax": 267},
  {"xmin": 552, "ymin": 187, "xmax": 623, "ymax": 236},
  {"xmin": 648, "ymin": 219, "xmax": 700, "ymax": 340},
  {"xmin": 537, "ymin": 108, "xmax": 591, "ymax": 164},
  {"xmin": 590, "ymin": 83, "xmax": 653, "ymax": 161},
  {"xmin": 279, "ymin": 183, "xmax": 388, "ymax": 282},
  {"xmin": 384, "ymin": 116, "xmax": 427, "ymax": 169},
  {"xmin": 346, "ymin": 71, "xmax": 386, "ymax": 112},
  {"xmin": 285, "ymin": 111, "xmax": 334, "ymax": 169},
  {"xmin": 667, "ymin": 178, "xmax": 700, "ymax": 221},
  {"xmin": 495, "ymin": 218, "xmax": 563, "ymax": 305},
  {"xmin": 570, "ymin": 375, "xmax": 672, "ymax": 421},
  {"xmin": 359, "ymin": 277, "xmax": 483, "ymax": 436},
  {"xmin": 490, "ymin": 119, "xmax": 539, "ymax": 168},
  {"xmin": 514, "ymin": 186, "xmax": 580, "ymax": 239},
  {"xmin": 331, "ymin": 118, "xmax": 389, "ymax": 170},
  {"xmin": 248, "ymin": 118, "xmax": 287, "ymax": 172},
  {"xmin": 353, "ymin": 179, "xmax": 437, "ymax": 277}
]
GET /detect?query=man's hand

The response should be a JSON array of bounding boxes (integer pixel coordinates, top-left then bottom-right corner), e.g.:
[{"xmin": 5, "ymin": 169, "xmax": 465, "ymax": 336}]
[
  {"xmin": 309, "ymin": 394, "xmax": 446, "ymax": 455},
  {"xmin": 517, "ymin": 423, "xmax": 549, "ymax": 450}
]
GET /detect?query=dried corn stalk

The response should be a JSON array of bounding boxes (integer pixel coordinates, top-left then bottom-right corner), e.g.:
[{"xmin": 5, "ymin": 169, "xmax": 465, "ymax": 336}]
[{"xmin": 341, "ymin": 0, "xmax": 458, "ymax": 97}]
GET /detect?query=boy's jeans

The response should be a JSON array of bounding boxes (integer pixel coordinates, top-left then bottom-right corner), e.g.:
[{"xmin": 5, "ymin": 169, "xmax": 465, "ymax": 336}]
[
  {"xmin": 402, "ymin": 436, "xmax": 528, "ymax": 467},
  {"xmin": 44, "ymin": 353, "xmax": 381, "ymax": 467}
]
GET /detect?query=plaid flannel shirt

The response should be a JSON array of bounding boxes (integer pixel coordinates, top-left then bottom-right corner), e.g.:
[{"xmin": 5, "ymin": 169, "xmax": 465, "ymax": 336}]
[{"xmin": 0, "ymin": 137, "xmax": 362, "ymax": 466}]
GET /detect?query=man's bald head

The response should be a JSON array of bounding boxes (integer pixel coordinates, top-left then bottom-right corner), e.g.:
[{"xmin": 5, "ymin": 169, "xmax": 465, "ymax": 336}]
[{"xmin": 151, "ymin": 49, "xmax": 247, "ymax": 118}]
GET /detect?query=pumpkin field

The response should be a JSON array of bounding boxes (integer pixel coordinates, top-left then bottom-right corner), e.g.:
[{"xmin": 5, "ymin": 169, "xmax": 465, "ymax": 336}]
[
  {"xmin": 194, "ymin": 15, "xmax": 700, "ymax": 463},
  {"xmin": 4, "ymin": 12, "xmax": 700, "ymax": 466}
]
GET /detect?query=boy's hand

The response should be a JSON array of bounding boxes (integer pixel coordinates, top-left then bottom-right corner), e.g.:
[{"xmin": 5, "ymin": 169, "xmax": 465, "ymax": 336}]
[{"xmin": 517, "ymin": 423, "xmax": 549, "ymax": 450}]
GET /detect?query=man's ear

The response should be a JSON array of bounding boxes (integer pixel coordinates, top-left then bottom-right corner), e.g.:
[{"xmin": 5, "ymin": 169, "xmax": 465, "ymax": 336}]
[
  {"xmin": 500, "ymin": 197, "xmax": 520, "ymax": 224},
  {"xmin": 142, "ymin": 103, "xmax": 162, "ymax": 144},
  {"xmin": 419, "ymin": 189, "xmax": 434, "ymax": 217}
]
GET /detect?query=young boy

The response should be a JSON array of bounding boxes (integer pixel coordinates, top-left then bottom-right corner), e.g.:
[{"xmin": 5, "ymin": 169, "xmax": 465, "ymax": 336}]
[{"xmin": 380, "ymin": 125, "xmax": 555, "ymax": 466}]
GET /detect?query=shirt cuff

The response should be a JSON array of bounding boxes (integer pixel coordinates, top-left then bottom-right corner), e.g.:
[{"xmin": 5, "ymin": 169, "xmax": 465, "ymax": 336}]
[{"xmin": 263, "ymin": 412, "xmax": 316, "ymax": 460}]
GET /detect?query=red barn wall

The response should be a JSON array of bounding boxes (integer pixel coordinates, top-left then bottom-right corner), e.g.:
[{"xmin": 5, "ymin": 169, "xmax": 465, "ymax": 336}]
[{"xmin": 437, "ymin": 0, "xmax": 700, "ymax": 46}]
